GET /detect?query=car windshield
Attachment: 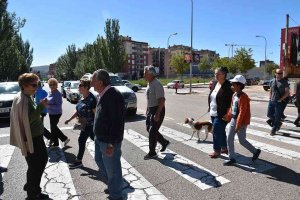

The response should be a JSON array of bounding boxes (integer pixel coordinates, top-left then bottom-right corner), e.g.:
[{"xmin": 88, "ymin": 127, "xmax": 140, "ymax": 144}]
[
  {"xmin": 110, "ymin": 76, "xmax": 124, "ymax": 86},
  {"xmin": 70, "ymin": 82, "xmax": 79, "ymax": 89},
  {"xmin": 0, "ymin": 83, "xmax": 20, "ymax": 94}
]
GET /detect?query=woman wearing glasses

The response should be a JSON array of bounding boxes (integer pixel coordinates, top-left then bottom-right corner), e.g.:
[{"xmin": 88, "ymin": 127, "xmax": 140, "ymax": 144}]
[
  {"xmin": 10, "ymin": 73, "xmax": 49, "ymax": 199},
  {"xmin": 65, "ymin": 78, "xmax": 97, "ymax": 168},
  {"xmin": 47, "ymin": 78, "xmax": 70, "ymax": 147}
]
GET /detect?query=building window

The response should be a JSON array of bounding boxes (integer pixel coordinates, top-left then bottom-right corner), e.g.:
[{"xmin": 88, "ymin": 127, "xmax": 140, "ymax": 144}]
[{"xmin": 128, "ymin": 60, "xmax": 131, "ymax": 63}]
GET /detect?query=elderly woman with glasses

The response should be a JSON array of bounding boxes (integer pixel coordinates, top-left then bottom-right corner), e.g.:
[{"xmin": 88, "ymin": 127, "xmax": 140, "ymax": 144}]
[
  {"xmin": 10, "ymin": 73, "xmax": 49, "ymax": 199},
  {"xmin": 65, "ymin": 78, "xmax": 97, "ymax": 168},
  {"xmin": 47, "ymin": 78, "xmax": 70, "ymax": 147},
  {"xmin": 208, "ymin": 67, "xmax": 233, "ymax": 158}
]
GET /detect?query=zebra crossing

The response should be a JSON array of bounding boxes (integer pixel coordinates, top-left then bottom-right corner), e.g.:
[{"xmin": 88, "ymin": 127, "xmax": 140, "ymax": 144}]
[{"xmin": 0, "ymin": 114, "xmax": 300, "ymax": 200}]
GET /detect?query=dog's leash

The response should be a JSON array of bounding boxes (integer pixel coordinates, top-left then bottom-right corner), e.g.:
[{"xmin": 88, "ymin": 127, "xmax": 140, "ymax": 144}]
[{"xmin": 197, "ymin": 111, "xmax": 209, "ymax": 120}]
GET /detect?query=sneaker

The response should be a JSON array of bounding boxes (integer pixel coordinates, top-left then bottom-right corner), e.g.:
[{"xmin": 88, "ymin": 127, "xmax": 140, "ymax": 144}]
[
  {"xmin": 266, "ymin": 119, "xmax": 273, "ymax": 127},
  {"xmin": 223, "ymin": 159, "xmax": 236, "ymax": 166},
  {"xmin": 69, "ymin": 161, "xmax": 83, "ymax": 169},
  {"xmin": 64, "ymin": 138, "xmax": 70, "ymax": 147},
  {"xmin": 144, "ymin": 153, "xmax": 158, "ymax": 160},
  {"xmin": 160, "ymin": 141, "xmax": 170, "ymax": 152},
  {"xmin": 252, "ymin": 149, "xmax": 261, "ymax": 161}
]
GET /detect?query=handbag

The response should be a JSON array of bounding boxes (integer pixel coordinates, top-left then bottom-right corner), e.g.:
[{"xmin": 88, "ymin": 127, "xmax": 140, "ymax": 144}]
[{"xmin": 73, "ymin": 117, "xmax": 87, "ymax": 131}]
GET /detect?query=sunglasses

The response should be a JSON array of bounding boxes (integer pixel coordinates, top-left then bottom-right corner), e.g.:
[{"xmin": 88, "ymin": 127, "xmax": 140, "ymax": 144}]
[
  {"xmin": 49, "ymin": 84, "xmax": 57, "ymax": 86},
  {"xmin": 79, "ymin": 84, "xmax": 85, "ymax": 87}
]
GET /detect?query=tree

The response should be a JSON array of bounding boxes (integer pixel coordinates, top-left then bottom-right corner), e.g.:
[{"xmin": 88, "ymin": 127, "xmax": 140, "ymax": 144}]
[
  {"xmin": 198, "ymin": 57, "xmax": 212, "ymax": 71},
  {"xmin": 170, "ymin": 53, "xmax": 189, "ymax": 79},
  {"xmin": 55, "ymin": 44, "xmax": 78, "ymax": 80},
  {"xmin": 232, "ymin": 48, "xmax": 255, "ymax": 73},
  {"xmin": 265, "ymin": 63, "xmax": 279, "ymax": 75},
  {"xmin": 212, "ymin": 57, "xmax": 237, "ymax": 74},
  {"xmin": 102, "ymin": 19, "xmax": 125, "ymax": 73}
]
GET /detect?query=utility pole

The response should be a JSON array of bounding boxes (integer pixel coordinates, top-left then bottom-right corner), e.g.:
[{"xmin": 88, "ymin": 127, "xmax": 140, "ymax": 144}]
[
  {"xmin": 284, "ymin": 14, "xmax": 289, "ymax": 77},
  {"xmin": 225, "ymin": 43, "xmax": 257, "ymax": 58}
]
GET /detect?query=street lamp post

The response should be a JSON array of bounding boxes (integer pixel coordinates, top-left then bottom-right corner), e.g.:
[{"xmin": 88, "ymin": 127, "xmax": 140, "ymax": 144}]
[
  {"xmin": 167, "ymin": 32, "xmax": 178, "ymax": 79},
  {"xmin": 256, "ymin": 35, "xmax": 267, "ymax": 79},
  {"xmin": 189, "ymin": 0, "xmax": 193, "ymax": 93}
]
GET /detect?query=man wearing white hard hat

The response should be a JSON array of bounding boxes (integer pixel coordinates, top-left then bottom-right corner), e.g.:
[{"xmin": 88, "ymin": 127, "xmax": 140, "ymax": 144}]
[{"xmin": 222, "ymin": 75, "xmax": 261, "ymax": 165}]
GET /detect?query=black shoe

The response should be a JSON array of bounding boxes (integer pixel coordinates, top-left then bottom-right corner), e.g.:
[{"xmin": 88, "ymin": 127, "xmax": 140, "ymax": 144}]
[
  {"xmin": 282, "ymin": 115, "xmax": 287, "ymax": 119},
  {"xmin": 144, "ymin": 153, "xmax": 158, "ymax": 160},
  {"xmin": 252, "ymin": 149, "xmax": 261, "ymax": 161},
  {"xmin": 276, "ymin": 122, "xmax": 283, "ymax": 131},
  {"xmin": 293, "ymin": 121, "xmax": 300, "ymax": 127},
  {"xmin": 69, "ymin": 161, "xmax": 83, "ymax": 169},
  {"xmin": 0, "ymin": 166, "xmax": 7, "ymax": 173},
  {"xmin": 104, "ymin": 188, "xmax": 109, "ymax": 194},
  {"xmin": 26, "ymin": 192, "xmax": 49, "ymax": 200},
  {"xmin": 266, "ymin": 119, "xmax": 273, "ymax": 127},
  {"xmin": 223, "ymin": 159, "xmax": 236, "ymax": 166},
  {"xmin": 160, "ymin": 141, "xmax": 170, "ymax": 152}
]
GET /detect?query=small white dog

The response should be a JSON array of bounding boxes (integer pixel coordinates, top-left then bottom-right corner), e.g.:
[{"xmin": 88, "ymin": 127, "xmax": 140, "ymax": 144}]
[{"xmin": 184, "ymin": 118, "xmax": 212, "ymax": 142}]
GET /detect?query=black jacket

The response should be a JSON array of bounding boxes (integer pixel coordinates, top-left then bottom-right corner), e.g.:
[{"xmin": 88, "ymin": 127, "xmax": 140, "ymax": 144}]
[
  {"xmin": 208, "ymin": 80, "xmax": 233, "ymax": 118},
  {"xmin": 94, "ymin": 87, "xmax": 125, "ymax": 144}
]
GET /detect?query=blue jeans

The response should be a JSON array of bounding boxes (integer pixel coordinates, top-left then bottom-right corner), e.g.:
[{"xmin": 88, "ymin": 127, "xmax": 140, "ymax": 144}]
[
  {"xmin": 267, "ymin": 100, "xmax": 283, "ymax": 133},
  {"xmin": 211, "ymin": 116, "xmax": 228, "ymax": 151},
  {"xmin": 95, "ymin": 138, "xmax": 123, "ymax": 200}
]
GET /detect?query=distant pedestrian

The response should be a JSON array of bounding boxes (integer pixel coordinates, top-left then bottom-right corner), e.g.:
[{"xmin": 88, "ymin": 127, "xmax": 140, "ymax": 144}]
[
  {"xmin": 34, "ymin": 81, "xmax": 52, "ymax": 142},
  {"xmin": 144, "ymin": 65, "xmax": 170, "ymax": 160},
  {"xmin": 266, "ymin": 69, "xmax": 290, "ymax": 136},
  {"xmin": 175, "ymin": 81, "xmax": 179, "ymax": 94},
  {"xmin": 280, "ymin": 76, "xmax": 290, "ymax": 120},
  {"xmin": 223, "ymin": 75, "xmax": 261, "ymax": 165},
  {"xmin": 47, "ymin": 78, "xmax": 70, "ymax": 147},
  {"xmin": 294, "ymin": 81, "xmax": 300, "ymax": 127},
  {"xmin": 10, "ymin": 73, "xmax": 49, "ymax": 200},
  {"xmin": 65, "ymin": 78, "xmax": 97, "ymax": 169},
  {"xmin": 91, "ymin": 69, "xmax": 125, "ymax": 200},
  {"xmin": 208, "ymin": 67, "xmax": 233, "ymax": 158}
]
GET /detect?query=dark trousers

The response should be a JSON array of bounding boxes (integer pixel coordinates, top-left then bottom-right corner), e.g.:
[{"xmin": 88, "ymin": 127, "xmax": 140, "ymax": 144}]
[
  {"xmin": 49, "ymin": 114, "xmax": 67, "ymax": 145},
  {"xmin": 24, "ymin": 135, "xmax": 48, "ymax": 198},
  {"xmin": 41, "ymin": 113, "xmax": 52, "ymax": 140},
  {"xmin": 267, "ymin": 101, "xmax": 283, "ymax": 134},
  {"xmin": 146, "ymin": 106, "xmax": 168, "ymax": 154},
  {"xmin": 295, "ymin": 97, "xmax": 300, "ymax": 124},
  {"xmin": 77, "ymin": 125, "xmax": 94, "ymax": 160}
]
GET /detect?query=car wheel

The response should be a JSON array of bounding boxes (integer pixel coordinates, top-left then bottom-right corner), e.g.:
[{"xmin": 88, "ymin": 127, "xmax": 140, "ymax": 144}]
[
  {"xmin": 132, "ymin": 87, "xmax": 138, "ymax": 92},
  {"xmin": 167, "ymin": 86, "xmax": 170, "ymax": 89}
]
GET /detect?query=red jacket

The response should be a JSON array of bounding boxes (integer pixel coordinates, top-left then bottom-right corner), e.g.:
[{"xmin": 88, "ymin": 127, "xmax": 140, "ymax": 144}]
[{"xmin": 224, "ymin": 92, "xmax": 251, "ymax": 130}]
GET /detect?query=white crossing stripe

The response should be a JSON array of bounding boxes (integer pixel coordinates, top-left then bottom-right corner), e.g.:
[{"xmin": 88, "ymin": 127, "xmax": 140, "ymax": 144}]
[
  {"xmin": 168, "ymin": 125, "xmax": 275, "ymax": 172},
  {"xmin": 251, "ymin": 116, "xmax": 296, "ymax": 128},
  {"xmin": 177, "ymin": 123, "xmax": 300, "ymax": 161},
  {"xmin": 125, "ymin": 129, "xmax": 231, "ymax": 190},
  {"xmin": 41, "ymin": 143, "xmax": 79, "ymax": 200},
  {"xmin": 86, "ymin": 139, "xmax": 168, "ymax": 200},
  {"xmin": 250, "ymin": 121, "xmax": 300, "ymax": 137},
  {"xmin": 0, "ymin": 145, "xmax": 15, "ymax": 177},
  {"xmin": 0, "ymin": 133, "xmax": 9, "ymax": 138}
]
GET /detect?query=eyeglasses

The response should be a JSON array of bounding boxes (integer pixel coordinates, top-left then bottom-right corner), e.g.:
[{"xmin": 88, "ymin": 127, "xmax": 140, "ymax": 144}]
[
  {"xmin": 49, "ymin": 84, "xmax": 57, "ymax": 87},
  {"xmin": 276, "ymin": 72, "xmax": 283, "ymax": 74},
  {"xmin": 79, "ymin": 84, "xmax": 85, "ymax": 87}
]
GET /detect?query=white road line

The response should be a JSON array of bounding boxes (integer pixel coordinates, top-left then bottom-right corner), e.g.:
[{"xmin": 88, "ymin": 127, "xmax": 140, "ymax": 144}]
[
  {"xmin": 251, "ymin": 116, "xmax": 296, "ymax": 128},
  {"xmin": 41, "ymin": 143, "xmax": 79, "ymax": 200},
  {"xmin": 126, "ymin": 129, "xmax": 230, "ymax": 190},
  {"xmin": 0, "ymin": 134, "xmax": 9, "ymax": 138},
  {"xmin": 137, "ymin": 109, "xmax": 174, "ymax": 120},
  {"xmin": 250, "ymin": 122, "xmax": 300, "ymax": 137},
  {"xmin": 60, "ymin": 126, "xmax": 73, "ymax": 130},
  {"xmin": 0, "ymin": 145, "xmax": 15, "ymax": 177},
  {"xmin": 176, "ymin": 123, "xmax": 300, "ymax": 161},
  {"xmin": 167, "ymin": 125, "xmax": 275, "ymax": 173},
  {"xmin": 86, "ymin": 139, "xmax": 168, "ymax": 200}
]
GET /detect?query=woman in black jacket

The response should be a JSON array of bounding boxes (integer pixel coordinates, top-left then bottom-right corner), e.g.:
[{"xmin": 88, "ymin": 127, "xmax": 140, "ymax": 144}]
[{"xmin": 208, "ymin": 67, "xmax": 233, "ymax": 158}]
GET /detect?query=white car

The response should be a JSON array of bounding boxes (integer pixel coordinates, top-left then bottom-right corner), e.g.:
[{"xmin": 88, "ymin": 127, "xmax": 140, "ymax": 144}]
[
  {"xmin": 89, "ymin": 74, "xmax": 137, "ymax": 116},
  {"xmin": 122, "ymin": 80, "xmax": 142, "ymax": 92},
  {"xmin": 65, "ymin": 81, "xmax": 81, "ymax": 103},
  {"xmin": 167, "ymin": 80, "xmax": 185, "ymax": 89},
  {"xmin": 0, "ymin": 82, "xmax": 20, "ymax": 119}
]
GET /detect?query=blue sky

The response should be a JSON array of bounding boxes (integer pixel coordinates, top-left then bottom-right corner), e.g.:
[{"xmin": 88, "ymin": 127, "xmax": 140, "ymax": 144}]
[{"xmin": 8, "ymin": 0, "xmax": 300, "ymax": 67}]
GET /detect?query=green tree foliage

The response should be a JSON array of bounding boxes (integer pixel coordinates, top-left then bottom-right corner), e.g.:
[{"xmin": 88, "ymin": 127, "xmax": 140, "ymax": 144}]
[
  {"xmin": 0, "ymin": 0, "xmax": 33, "ymax": 81},
  {"xmin": 232, "ymin": 48, "xmax": 255, "ymax": 73},
  {"xmin": 213, "ymin": 57, "xmax": 237, "ymax": 74},
  {"xmin": 55, "ymin": 44, "xmax": 78, "ymax": 80},
  {"xmin": 198, "ymin": 57, "xmax": 212, "ymax": 71},
  {"xmin": 170, "ymin": 53, "xmax": 189, "ymax": 79},
  {"xmin": 265, "ymin": 63, "xmax": 279, "ymax": 75}
]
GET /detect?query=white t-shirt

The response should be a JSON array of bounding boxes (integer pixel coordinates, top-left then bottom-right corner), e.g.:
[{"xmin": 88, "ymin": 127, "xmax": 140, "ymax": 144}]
[
  {"xmin": 210, "ymin": 83, "xmax": 221, "ymax": 117},
  {"xmin": 146, "ymin": 78, "xmax": 164, "ymax": 107}
]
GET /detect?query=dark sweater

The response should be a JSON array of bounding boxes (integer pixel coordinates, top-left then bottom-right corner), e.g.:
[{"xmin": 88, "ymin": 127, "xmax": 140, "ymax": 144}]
[
  {"xmin": 93, "ymin": 87, "xmax": 125, "ymax": 144},
  {"xmin": 208, "ymin": 79, "xmax": 233, "ymax": 118}
]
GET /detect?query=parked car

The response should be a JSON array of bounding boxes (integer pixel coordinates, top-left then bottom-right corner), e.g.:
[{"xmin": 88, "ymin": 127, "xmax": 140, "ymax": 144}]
[
  {"xmin": 122, "ymin": 80, "xmax": 141, "ymax": 92},
  {"xmin": 0, "ymin": 82, "xmax": 20, "ymax": 119},
  {"xmin": 65, "ymin": 81, "xmax": 81, "ymax": 103},
  {"xmin": 89, "ymin": 73, "xmax": 137, "ymax": 116},
  {"xmin": 246, "ymin": 78, "xmax": 259, "ymax": 86},
  {"xmin": 61, "ymin": 81, "xmax": 71, "ymax": 98},
  {"xmin": 167, "ymin": 80, "xmax": 185, "ymax": 89},
  {"xmin": 263, "ymin": 79, "xmax": 271, "ymax": 91}
]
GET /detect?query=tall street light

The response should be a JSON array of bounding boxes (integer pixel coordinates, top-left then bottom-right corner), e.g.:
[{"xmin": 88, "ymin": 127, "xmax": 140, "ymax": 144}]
[
  {"xmin": 256, "ymin": 35, "xmax": 267, "ymax": 79},
  {"xmin": 167, "ymin": 32, "xmax": 178, "ymax": 79},
  {"xmin": 189, "ymin": 0, "xmax": 194, "ymax": 93}
]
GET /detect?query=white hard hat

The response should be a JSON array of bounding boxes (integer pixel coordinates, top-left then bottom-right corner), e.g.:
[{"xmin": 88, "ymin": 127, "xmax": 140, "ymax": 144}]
[{"xmin": 230, "ymin": 75, "xmax": 246, "ymax": 84}]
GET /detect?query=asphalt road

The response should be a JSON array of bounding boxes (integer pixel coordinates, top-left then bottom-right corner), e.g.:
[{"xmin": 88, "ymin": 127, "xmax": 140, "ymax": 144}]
[{"xmin": 1, "ymin": 85, "xmax": 299, "ymax": 200}]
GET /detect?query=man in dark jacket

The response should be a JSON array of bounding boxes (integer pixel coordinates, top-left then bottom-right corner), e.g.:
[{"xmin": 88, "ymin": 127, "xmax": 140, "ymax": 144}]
[
  {"xmin": 294, "ymin": 81, "xmax": 300, "ymax": 127},
  {"xmin": 91, "ymin": 69, "xmax": 125, "ymax": 200}
]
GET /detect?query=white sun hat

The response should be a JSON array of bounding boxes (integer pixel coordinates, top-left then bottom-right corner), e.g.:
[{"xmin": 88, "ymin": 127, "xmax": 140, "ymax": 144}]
[{"xmin": 229, "ymin": 75, "xmax": 246, "ymax": 84}]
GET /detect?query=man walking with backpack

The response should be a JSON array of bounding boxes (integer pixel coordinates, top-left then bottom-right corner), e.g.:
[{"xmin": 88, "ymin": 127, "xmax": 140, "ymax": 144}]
[{"xmin": 266, "ymin": 69, "xmax": 290, "ymax": 136}]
